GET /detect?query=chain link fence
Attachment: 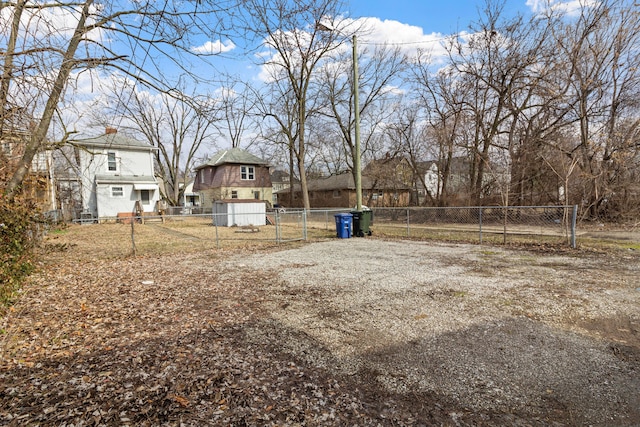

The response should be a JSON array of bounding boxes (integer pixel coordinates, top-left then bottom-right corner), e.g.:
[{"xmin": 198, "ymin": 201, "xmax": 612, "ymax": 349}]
[
  {"xmin": 369, "ymin": 205, "xmax": 578, "ymax": 248},
  {"xmin": 88, "ymin": 205, "xmax": 578, "ymax": 249},
  {"xmin": 89, "ymin": 209, "xmax": 310, "ymax": 248}
]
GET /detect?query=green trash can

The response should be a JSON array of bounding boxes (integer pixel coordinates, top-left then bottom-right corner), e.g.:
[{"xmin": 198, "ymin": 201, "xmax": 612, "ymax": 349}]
[{"xmin": 351, "ymin": 208, "xmax": 373, "ymax": 237}]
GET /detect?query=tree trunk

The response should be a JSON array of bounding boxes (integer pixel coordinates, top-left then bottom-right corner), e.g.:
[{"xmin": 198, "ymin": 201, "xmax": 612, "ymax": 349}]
[{"xmin": 5, "ymin": 1, "xmax": 94, "ymax": 199}]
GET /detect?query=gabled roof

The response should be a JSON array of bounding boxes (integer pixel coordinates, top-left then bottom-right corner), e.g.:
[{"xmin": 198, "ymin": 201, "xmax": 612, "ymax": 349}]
[
  {"xmin": 363, "ymin": 155, "xmax": 410, "ymax": 173},
  {"xmin": 277, "ymin": 172, "xmax": 411, "ymax": 193},
  {"xmin": 74, "ymin": 133, "xmax": 156, "ymax": 151},
  {"xmin": 271, "ymin": 169, "xmax": 296, "ymax": 182},
  {"xmin": 197, "ymin": 148, "xmax": 269, "ymax": 169},
  {"xmin": 309, "ymin": 173, "xmax": 357, "ymax": 191},
  {"xmin": 416, "ymin": 157, "xmax": 470, "ymax": 176}
]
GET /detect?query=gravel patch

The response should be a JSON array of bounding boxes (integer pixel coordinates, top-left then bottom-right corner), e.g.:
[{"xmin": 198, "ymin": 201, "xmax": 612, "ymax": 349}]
[
  {"xmin": 222, "ymin": 238, "xmax": 640, "ymax": 425},
  {"xmin": 2, "ymin": 236, "xmax": 638, "ymax": 426}
]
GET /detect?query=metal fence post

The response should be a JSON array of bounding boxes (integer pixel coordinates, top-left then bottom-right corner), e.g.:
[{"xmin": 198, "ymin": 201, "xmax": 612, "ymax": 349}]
[
  {"xmin": 479, "ymin": 207, "xmax": 483, "ymax": 244},
  {"xmin": 571, "ymin": 205, "xmax": 577, "ymax": 248},
  {"xmin": 406, "ymin": 208, "xmax": 410, "ymax": 237},
  {"xmin": 303, "ymin": 210, "xmax": 308, "ymax": 241},
  {"xmin": 213, "ymin": 212, "xmax": 220, "ymax": 249},
  {"xmin": 275, "ymin": 211, "xmax": 280, "ymax": 244}
]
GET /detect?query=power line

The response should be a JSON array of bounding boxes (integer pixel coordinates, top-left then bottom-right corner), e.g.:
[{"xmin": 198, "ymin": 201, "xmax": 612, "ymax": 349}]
[{"xmin": 359, "ymin": 36, "xmax": 453, "ymax": 47}]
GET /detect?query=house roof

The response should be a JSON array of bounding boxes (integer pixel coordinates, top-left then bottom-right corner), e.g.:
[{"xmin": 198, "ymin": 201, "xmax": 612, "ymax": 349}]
[
  {"xmin": 270, "ymin": 169, "xmax": 296, "ymax": 182},
  {"xmin": 277, "ymin": 172, "xmax": 411, "ymax": 193},
  {"xmin": 74, "ymin": 132, "xmax": 156, "ymax": 151},
  {"xmin": 415, "ymin": 157, "xmax": 469, "ymax": 175},
  {"xmin": 95, "ymin": 174, "xmax": 158, "ymax": 185},
  {"xmin": 363, "ymin": 155, "xmax": 409, "ymax": 172},
  {"xmin": 197, "ymin": 148, "xmax": 269, "ymax": 169}
]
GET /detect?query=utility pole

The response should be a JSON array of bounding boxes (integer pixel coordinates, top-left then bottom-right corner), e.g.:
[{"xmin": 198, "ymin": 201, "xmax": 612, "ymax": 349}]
[{"xmin": 352, "ymin": 34, "xmax": 362, "ymax": 212}]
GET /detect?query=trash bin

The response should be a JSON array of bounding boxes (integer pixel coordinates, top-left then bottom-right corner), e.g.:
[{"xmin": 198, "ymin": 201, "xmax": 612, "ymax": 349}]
[
  {"xmin": 334, "ymin": 213, "xmax": 353, "ymax": 238},
  {"xmin": 351, "ymin": 208, "xmax": 373, "ymax": 237}
]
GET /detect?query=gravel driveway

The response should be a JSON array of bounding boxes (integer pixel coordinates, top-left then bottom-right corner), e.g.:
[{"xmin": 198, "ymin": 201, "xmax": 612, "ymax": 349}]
[
  {"xmin": 222, "ymin": 238, "xmax": 640, "ymax": 425},
  {"xmin": 2, "ymin": 234, "xmax": 638, "ymax": 426}
]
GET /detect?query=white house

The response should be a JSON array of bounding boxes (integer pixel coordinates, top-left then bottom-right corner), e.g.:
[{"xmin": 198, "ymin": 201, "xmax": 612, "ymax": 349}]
[
  {"xmin": 75, "ymin": 128, "xmax": 160, "ymax": 220},
  {"xmin": 181, "ymin": 180, "xmax": 201, "ymax": 208},
  {"xmin": 424, "ymin": 161, "xmax": 441, "ymax": 197}
]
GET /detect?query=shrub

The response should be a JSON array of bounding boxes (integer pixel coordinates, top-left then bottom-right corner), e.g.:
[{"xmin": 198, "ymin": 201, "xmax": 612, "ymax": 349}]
[{"xmin": 0, "ymin": 194, "xmax": 39, "ymax": 309}]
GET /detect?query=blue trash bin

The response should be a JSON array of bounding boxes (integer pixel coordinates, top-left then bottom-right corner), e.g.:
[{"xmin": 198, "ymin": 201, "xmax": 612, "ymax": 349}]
[{"xmin": 334, "ymin": 213, "xmax": 353, "ymax": 238}]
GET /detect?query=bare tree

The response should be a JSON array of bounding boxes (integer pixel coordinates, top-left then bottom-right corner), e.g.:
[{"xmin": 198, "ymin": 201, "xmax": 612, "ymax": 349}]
[
  {"xmin": 434, "ymin": 0, "xmax": 577, "ymax": 209},
  {"xmin": 445, "ymin": 3, "xmax": 533, "ymax": 204},
  {"xmin": 213, "ymin": 77, "xmax": 257, "ymax": 149},
  {"xmin": 93, "ymin": 81, "xmax": 219, "ymax": 206},
  {"xmin": 1, "ymin": 1, "xmax": 235, "ymax": 199},
  {"xmin": 381, "ymin": 104, "xmax": 430, "ymax": 205},
  {"xmin": 410, "ymin": 53, "xmax": 470, "ymax": 206},
  {"xmin": 551, "ymin": 0, "xmax": 640, "ymax": 219},
  {"xmin": 316, "ymin": 36, "xmax": 407, "ymax": 184},
  {"xmin": 237, "ymin": 0, "xmax": 345, "ymax": 210},
  {"xmin": 252, "ymin": 76, "xmax": 300, "ymax": 206}
]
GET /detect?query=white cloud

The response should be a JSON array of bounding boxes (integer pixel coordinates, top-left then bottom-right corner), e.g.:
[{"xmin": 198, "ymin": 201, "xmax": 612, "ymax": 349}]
[
  {"xmin": 0, "ymin": 3, "xmax": 106, "ymax": 44},
  {"xmin": 253, "ymin": 16, "xmax": 453, "ymax": 83},
  {"xmin": 526, "ymin": 0, "xmax": 600, "ymax": 17},
  {"xmin": 352, "ymin": 17, "xmax": 449, "ymax": 62},
  {"xmin": 191, "ymin": 40, "xmax": 236, "ymax": 54}
]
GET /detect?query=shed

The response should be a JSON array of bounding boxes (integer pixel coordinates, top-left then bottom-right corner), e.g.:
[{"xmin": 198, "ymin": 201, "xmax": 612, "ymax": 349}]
[{"xmin": 213, "ymin": 199, "xmax": 266, "ymax": 227}]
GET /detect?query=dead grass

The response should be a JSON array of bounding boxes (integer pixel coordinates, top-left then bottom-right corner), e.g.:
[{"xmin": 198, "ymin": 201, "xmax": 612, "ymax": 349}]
[
  {"xmin": 1, "ymin": 222, "xmax": 639, "ymax": 426},
  {"xmin": 43, "ymin": 220, "xmax": 336, "ymax": 261}
]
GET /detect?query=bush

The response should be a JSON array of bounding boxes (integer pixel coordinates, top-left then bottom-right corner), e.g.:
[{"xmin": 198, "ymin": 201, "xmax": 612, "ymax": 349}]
[{"xmin": 0, "ymin": 195, "xmax": 39, "ymax": 309}]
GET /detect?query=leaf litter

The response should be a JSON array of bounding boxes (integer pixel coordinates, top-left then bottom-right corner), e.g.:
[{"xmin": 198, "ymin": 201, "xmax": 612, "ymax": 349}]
[{"xmin": 0, "ymin": 224, "xmax": 639, "ymax": 426}]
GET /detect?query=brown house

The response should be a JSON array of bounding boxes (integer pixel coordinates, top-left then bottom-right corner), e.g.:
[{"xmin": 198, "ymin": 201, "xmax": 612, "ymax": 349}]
[
  {"xmin": 364, "ymin": 156, "xmax": 414, "ymax": 186},
  {"xmin": 277, "ymin": 172, "xmax": 411, "ymax": 208},
  {"xmin": 193, "ymin": 148, "xmax": 272, "ymax": 209}
]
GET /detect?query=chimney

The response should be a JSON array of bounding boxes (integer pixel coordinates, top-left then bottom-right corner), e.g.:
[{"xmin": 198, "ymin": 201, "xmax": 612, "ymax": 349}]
[{"xmin": 105, "ymin": 127, "xmax": 117, "ymax": 135}]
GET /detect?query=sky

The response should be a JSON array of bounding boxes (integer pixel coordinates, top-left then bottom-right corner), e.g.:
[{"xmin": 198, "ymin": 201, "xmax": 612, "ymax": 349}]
[
  {"xmin": 203, "ymin": 0, "xmax": 557, "ymax": 84},
  {"xmin": 348, "ymin": 0, "xmax": 528, "ymax": 34},
  {"xmin": 346, "ymin": 0, "xmax": 594, "ymax": 35},
  {"xmin": 38, "ymin": 0, "xmax": 589, "ymax": 140}
]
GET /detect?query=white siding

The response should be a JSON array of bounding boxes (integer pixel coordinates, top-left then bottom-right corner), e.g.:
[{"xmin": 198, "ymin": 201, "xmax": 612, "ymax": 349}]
[
  {"xmin": 78, "ymin": 144, "xmax": 158, "ymax": 218},
  {"xmin": 95, "ymin": 183, "xmax": 159, "ymax": 218},
  {"xmin": 96, "ymin": 183, "xmax": 134, "ymax": 218},
  {"xmin": 213, "ymin": 201, "xmax": 266, "ymax": 227}
]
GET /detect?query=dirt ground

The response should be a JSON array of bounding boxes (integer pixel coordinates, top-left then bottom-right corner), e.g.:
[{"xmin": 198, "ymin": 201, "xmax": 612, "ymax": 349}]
[{"xmin": 0, "ymin": 225, "xmax": 639, "ymax": 426}]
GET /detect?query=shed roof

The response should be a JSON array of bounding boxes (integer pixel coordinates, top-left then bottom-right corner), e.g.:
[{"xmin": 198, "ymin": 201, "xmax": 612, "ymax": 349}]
[{"xmin": 215, "ymin": 199, "xmax": 268, "ymax": 204}]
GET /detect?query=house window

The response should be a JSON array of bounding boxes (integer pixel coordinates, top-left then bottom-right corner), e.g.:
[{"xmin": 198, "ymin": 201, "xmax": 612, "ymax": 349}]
[
  {"xmin": 254, "ymin": 191, "xmax": 260, "ymax": 200},
  {"xmin": 111, "ymin": 186, "xmax": 124, "ymax": 197},
  {"xmin": 140, "ymin": 190, "xmax": 150, "ymax": 205},
  {"xmin": 231, "ymin": 190, "xmax": 238, "ymax": 199},
  {"xmin": 199, "ymin": 171, "xmax": 205, "ymax": 184},
  {"xmin": 241, "ymin": 165, "xmax": 255, "ymax": 180},
  {"xmin": 372, "ymin": 191, "xmax": 383, "ymax": 200},
  {"xmin": 107, "ymin": 151, "xmax": 118, "ymax": 172},
  {"xmin": 332, "ymin": 190, "xmax": 341, "ymax": 198},
  {"xmin": 31, "ymin": 152, "xmax": 48, "ymax": 172}
]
